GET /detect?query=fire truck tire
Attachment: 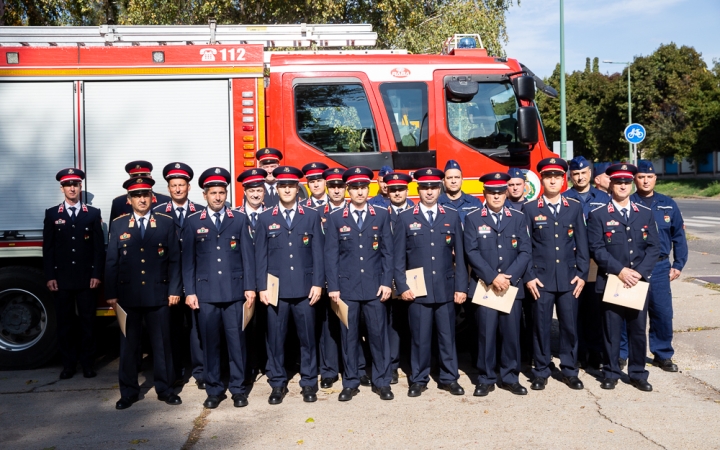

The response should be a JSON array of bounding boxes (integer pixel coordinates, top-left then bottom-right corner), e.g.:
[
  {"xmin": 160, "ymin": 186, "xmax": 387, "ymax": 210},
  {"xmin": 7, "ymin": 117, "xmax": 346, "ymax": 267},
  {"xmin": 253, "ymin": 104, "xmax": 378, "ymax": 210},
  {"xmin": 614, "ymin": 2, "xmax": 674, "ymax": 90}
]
[{"xmin": 0, "ymin": 267, "xmax": 57, "ymax": 370}]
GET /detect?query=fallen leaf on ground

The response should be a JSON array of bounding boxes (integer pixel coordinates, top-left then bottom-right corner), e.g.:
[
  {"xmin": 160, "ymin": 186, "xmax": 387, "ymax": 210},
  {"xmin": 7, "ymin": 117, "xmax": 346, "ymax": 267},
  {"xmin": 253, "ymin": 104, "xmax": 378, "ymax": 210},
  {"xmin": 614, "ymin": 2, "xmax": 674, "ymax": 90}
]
[
  {"xmin": 129, "ymin": 439, "xmax": 148, "ymax": 444},
  {"xmin": 25, "ymin": 380, "xmax": 37, "ymax": 385},
  {"xmin": 305, "ymin": 418, "xmax": 315, "ymax": 423}
]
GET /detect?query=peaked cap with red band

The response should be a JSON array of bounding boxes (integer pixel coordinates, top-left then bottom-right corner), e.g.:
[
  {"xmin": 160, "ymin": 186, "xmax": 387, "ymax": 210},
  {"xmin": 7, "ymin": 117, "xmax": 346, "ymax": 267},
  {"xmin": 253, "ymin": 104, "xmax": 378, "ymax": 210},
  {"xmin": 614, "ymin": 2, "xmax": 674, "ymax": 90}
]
[
  {"xmin": 272, "ymin": 166, "xmax": 303, "ymax": 184},
  {"xmin": 162, "ymin": 162, "xmax": 194, "ymax": 181},
  {"xmin": 606, "ymin": 163, "xmax": 637, "ymax": 180},
  {"xmin": 413, "ymin": 167, "xmax": 444, "ymax": 185},
  {"xmin": 198, "ymin": 167, "xmax": 231, "ymax": 188},
  {"xmin": 386, "ymin": 172, "xmax": 412, "ymax": 187},
  {"xmin": 323, "ymin": 167, "xmax": 345, "ymax": 185},
  {"xmin": 302, "ymin": 162, "xmax": 329, "ymax": 181},
  {"xmin": 123, "ymin": 176, "xmax": 155, "ymax": 192},
  {"xmin": 256, "ymin": 147, "xmax": 283, "ymax": 164},
  {"xmin": 56, "ymin": 168, "xmax": 84, "ymax": 184},
  {"xmin": 537, "ymin": 157, "xmax": 568, "ymax": 174},
  {"xmin": 237, "ymin": 168, "xmax": 268, "ymax": 188},
  {"xmin": 125, "ymin": 160, "xmax": 153, "ymax": 176},
  {"xmin": 480, "ymin": 172, "xmax": 511, "ymax": 191},
  {"xmin": 343, "ymin": 166, "xmax": 374, "ymax": 186}
]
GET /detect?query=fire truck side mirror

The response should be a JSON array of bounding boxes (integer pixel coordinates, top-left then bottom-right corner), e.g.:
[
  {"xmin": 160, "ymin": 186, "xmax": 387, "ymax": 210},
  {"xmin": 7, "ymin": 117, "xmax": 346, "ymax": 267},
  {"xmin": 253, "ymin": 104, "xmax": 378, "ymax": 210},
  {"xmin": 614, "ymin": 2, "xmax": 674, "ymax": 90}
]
[
  {"xmin": 512, "ymin": 76, "xmax": 536, "ymax": 102},
  {"xmin": 517, "ymin": 107, "xmax": 538, "ymax": 144},
  {"xmin": 446, "ymin": 80, "xmax": 479, "ymax": 103}
]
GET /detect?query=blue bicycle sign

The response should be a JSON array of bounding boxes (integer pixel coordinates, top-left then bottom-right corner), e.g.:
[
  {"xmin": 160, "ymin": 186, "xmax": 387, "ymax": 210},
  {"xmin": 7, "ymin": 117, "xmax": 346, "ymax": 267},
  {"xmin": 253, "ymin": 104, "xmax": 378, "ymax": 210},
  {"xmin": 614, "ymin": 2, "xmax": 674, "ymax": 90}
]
[{"xmin": 624, "ymin": 123, "xmax": 646, "ymax": 144}]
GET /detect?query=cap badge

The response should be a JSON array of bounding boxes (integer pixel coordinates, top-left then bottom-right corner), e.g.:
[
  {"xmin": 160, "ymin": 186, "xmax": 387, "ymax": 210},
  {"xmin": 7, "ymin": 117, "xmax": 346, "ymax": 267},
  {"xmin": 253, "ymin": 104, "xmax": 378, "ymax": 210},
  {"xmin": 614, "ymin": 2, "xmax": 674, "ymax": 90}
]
[
  {"xmin": 135, "ymin": 164, "xmax": 141, "ymax": 169},
  {"xmin": 136, "ymin": 179, "xmax": 143, "ymax": 184},
  {"xmin": 284, "ymin": 167, "xmax": 290, "ymax": 173},
  {"xmin": 175, "ymin": 163, "xmax": 180, "ymax": 168},
  {"xmin": 426, "ymin": 169, "xmax": 432, "ymax": 174},
  {"xmin": 215, "ymin": 168, "xmax": 221, "ymax": 174},
  {"xmin": 393, "ymin": 175, "xmax": 399, "ymax": 180},
  {"xmin": 251, "ymin": 170, "xmax": 257, "ymax": 175},
  {"xmin": 579, "ymin": 163, "xmax": 584, "ymax": 167},
  {"xmin": 495, "ymin": 173, "xmax": 501, "ymax": 179},
  {"xmin": 550, "ymin": 158, "xmax": 556, "ymax": 164},
  {"xmin": 355, "ymin": 168, "xmax": 361, "ymax": 173},
  {"xmin": 311, "ymin": 163, "xmax": 316, "ymax": 168},
  {"xmin": 68, "ymin": 169, "xmax": 74, "ymax": 174},
  {"xmin": 621, "ymin": 164, "xmax": 627, "ymax": 170},
  {"xmin": 264, "ymin": 149, "xmax": 270, "ymax": 154}
]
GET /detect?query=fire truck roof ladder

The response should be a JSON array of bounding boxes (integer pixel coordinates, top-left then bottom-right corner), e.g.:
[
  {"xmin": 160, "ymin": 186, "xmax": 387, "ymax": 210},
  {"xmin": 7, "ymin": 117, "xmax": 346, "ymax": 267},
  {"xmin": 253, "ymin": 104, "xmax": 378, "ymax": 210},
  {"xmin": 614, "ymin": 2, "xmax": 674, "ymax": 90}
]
[{"xmin": 0, "ymin": 22, "xmax": 378, "ymax": 48}]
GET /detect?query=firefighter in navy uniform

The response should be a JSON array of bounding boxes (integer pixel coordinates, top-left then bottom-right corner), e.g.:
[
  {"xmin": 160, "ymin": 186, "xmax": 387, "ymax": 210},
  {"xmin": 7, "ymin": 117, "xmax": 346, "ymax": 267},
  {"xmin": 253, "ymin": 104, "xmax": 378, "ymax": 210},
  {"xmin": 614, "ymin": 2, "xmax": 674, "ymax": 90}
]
[
  {"xmin": 181, "ymin": 167, "xmax": 256, "ymax": 409},
  {"xmin": 631, "ymin": 160, "xmax": 687, "ymax": 372},
  {"xmin": 236, "ymin": 168, "xmax": 269, "ymax": 385},
  {"xmin": 43, "ymin": 168, "xmax": 105, "ymax": 380},
  {"xmin": 255, "ymin": 166, "xmax": 324, "ymax": 405},
  {"xmin": 325, "ymin": 166, "xmax": 395, "ymax": 402},
  {"xmin": 105, "ymin": 176, "xmax": 182, "ymax": 410},
  {"xmin": 153, "ymin": 162, "xmax": 205, "ymax": 389},
  {"xmin": 256, "ymin": 148, "xmax": 307, "ymax": 208},
  {"xmin": 302, "ymin": 162, "xmax": 330, "ymax": 208},
  {"xmin": 464, "ymin": 172, "xmax": 531, "ymax": 396},
  {"xmin": 109, "ymin": 161, "xmax": 171, "ymax": 223},
  {"xmin": 564, "ymin": 156, "xmax": 611, "ymax": 369},
  {"xmin": 368, "ymin": 165, "xmax": 394, "ymax": 208},
  {"xmin": 394, "ymin": 168, "xmax": 468, "ymax": 397},
  {"xmin": 523, "ymin": 158, "xmax": 589, "ymax": 391},
  {"xmin": 588, "ymin": 163, "xmax": 659, "ymax": 392},
  {"xmin": 438, "ymin": 160, "xmax": 482, "ymax": 223},
  {"xmin": 505, "ymin": 168, "xmax": 527, "ymax": 211}
]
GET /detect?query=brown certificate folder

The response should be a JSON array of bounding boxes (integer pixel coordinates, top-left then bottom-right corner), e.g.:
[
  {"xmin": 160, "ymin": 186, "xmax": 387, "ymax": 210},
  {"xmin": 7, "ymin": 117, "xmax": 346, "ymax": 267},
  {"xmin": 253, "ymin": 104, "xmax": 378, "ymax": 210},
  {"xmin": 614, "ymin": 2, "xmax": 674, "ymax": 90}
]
[
  {"xmin": 113, "ymin": 303, "xmax": 127, "ymax": 337},
  {"xmin": 266, "ymin": 273, "xmax": 279, "ymax": 306},
  {"xmin": 471, "ymin": 280, "xmax": 518, "ymax": 314},
  {"xmin": 602, "ymin": 274, "xmax": 650, "ymax": 311},
  {"xmin": 242, "ymin": 299, "xmax": 255, "ymax": 331},
  {"xmin": 331, "ymin": 298, "xmax": 350, "ymax": 329},
  {"xmin": 405, "ymin": 268, "xmax": 428, "ymax": 297},
  {"xmin": 588, "ymin": 259, "xmax": 599, "ymax": 283}
]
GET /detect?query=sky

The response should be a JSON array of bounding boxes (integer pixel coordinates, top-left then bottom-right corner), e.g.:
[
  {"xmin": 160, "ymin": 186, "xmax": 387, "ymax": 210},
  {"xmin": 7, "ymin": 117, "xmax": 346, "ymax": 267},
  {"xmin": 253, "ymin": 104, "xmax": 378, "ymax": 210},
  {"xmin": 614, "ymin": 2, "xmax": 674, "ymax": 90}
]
[{"xmin": 504, "ymin": 0, "xmax": 720, "ymax": 79}]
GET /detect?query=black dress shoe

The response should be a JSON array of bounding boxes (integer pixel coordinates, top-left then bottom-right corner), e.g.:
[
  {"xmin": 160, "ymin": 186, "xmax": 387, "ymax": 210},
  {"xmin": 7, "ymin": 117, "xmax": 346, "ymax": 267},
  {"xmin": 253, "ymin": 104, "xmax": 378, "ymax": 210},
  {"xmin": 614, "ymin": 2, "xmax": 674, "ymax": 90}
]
[
  {"xmin": 203, "ymin": 394, "xmax": 226, "ymax": 409},
  {"xmin": 82, "ymin": 369, "xmax": 97, "ymax": 379},
  {"xmin": 562, "ymin": 376, "xmax": 584, "ymax": 390},
  {"xmin": 391, "ymin": 369, "xmax": 399, "ymax": 385},
  {"xmin": 196, "ymin": 380, "xmax": 206, "ymax": 390},
  {"xmin": 268, "ymin": 386, "xmax": 288, "ymax": 405},
  {"xmin": 232, "ymin": 393, "xmax": 249, "ymax": 407},
  {"xmin": 359, "ymin": 374, "xmax": 372, "ymax": 387},
  {"xmin": 630, "ymin": 378, "xmax": 653, "ymax": 392},
  {"xmin": 320, "ymin": 376, "xmax": 339, "ymax": 389},
  {"xmin": 59, "ymin": 368, "xmax": 75, "ymax": 380},
  {"xmin": 438, "ymin": 382, "xmax": 465, "ymax": 396},
  {"xmin": 473, "ymin": 383, "xmax": 495, "ymax": 397},
  {"xmin": 600, "ymin": 378, "xmax": 618, "ymax": 390},
  {"xmin": 338, "ymin": 387, "xmax": 359, "ymax": 401},
  {"xmin": 372, "ymin": 385, "xmax": 394, "ymax": 400},
  {"xmin": 619, "ymin": 358, "xmax": 627, "ymax": 370},
  {"xmin": 302, "ymin": 386, "xmax": 318, "ymax": 403},
  {"xmin": 407, "ymin": 383, "xmax": 427, "ymax": 397},
  {"xmin": 115, "ymin": 396, "xmax": 139, "ymax": 410},
  {"xmin": 158, "ymin": 393, "xmax": 182, "ymax": 405},
  {"xmin": 530, "ymin": 377, "xmax": 547, "ymax": 391},
  {"xmin": 498, "ymin": 382, "xmax": 528, "ymax": 395},
  {"xmin": 653, "ymin": 357, "xmax": 678, "ymax": 372}
]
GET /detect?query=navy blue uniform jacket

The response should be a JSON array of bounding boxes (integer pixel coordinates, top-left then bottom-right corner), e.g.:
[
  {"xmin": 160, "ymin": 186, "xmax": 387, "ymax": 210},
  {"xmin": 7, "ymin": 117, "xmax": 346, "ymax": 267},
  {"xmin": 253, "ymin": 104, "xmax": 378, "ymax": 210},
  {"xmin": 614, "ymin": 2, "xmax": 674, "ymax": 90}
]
[
  {"xmin": 523, "ymin": 196, "xmax": 590, "ymax": 291},
  {"xmin": 630, "ymin": 192, "xmax": 687, "ymax": 270},
  {"xmin": 587, "ymin": 201, "xmax": 660, "ymax": 293},
  {"xmin": 181, "ymin": 207, "xmax": 255, "ymax": 302},
  {"xmin": 254, "ymin": 204, "xmax": 324, "ymax": 297},
  {"xmin": 105, "ymin": 212, "xmax": 182, "ymax": 307},
  {"xmin": 42, "ymin": 203, "xmax": 104, "ymax": 289},
  {"xmin": 464, "ymin": 206, "xmax": 531, "ymax": 300},
  {"xmin": 564, "ymin": 186, "xmax": 610, "ymax": 219},
  {"xmin": 324, "ymin": 204, "xmax": 394, "ymax": 300},
  {"xmin": 393, "ymin": 204, "xmax": 468, "ymax": 303}
]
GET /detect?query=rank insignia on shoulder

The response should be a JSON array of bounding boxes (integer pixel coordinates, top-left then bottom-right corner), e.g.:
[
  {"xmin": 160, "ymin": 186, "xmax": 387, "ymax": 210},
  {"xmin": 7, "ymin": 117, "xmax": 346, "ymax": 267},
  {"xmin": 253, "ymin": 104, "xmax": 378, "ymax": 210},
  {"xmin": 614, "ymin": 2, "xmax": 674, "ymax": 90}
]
[
  {"xmin": 158, "ymin": 248, "xmax": 165, "ymax": 257},
  {"xmin": 230, "ymin": 240, "xmax": 237, "ymax": 250},
  {"xmin": 269, "ymin": 223, "xmax": 280, "ymax": 230},
  {"xmin": 197, "ymin": 227, "xmax": 209, "ymax": 234},
  {"xmin": 606, "ymin": 220, "xmax": 619, "ymax": 226},
  {"xmin": 535, "ymin": 215, "xmax": 547, "ymax": 221},
  {"xmin": 664, "ymin": 215, "xmax": 670, "ymax": 223},
  {"xmin": 340, "ymin": 225, "xmax": 351, "ymax": 233},
  {"xmin": 55, "ymin": 219, "xmax": 65, "ymax": 225},
  {"xmin": 409, "ymin": 222, "xmax": 422, "ymax": 230},
  {"xmin": 478, "ymin": 225, "xmax": 492, "ymax": 233},
  {"xmin": 120, "ymin": 232, "xmax": 131, "ymax": 241}
]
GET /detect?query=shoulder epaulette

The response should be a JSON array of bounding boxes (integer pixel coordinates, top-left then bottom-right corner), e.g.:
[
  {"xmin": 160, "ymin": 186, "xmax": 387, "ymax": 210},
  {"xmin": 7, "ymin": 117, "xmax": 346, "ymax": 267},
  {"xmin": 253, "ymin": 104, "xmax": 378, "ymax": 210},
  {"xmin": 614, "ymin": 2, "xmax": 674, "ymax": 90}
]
[
  {"xmin": 635, "ymin": 203, "xmax": 651, "ymax": 211},
  {"xmin": 259, "ymin": 208, "xmax": 274, "ymax": 215},
  {"xmin": 589, "ymin": 204, "xmax": 606, "ymax": 213},
  {"xmin": 508, "ymin": 207, "xmax": 524, "ymax": 215},
  {"xmin": 186, "ymin": 210, "xmax": 203, "ymax": 219},
  {"xmin": 442, "ymin": 205, "xmax": 457, "ymax": 211},
  {"xmin": 113, "ymin": 213, "xmax": 130, "ymax": 221},
  {"xmin": 154, "ymin": 213, "xmax": 173, "ymax": 219},
  {"xmin": 329, "ymin": 208, "xmax": 344, "ymax": 215},
  {"xmin": 465, "ymin": 208, "xmax": 482, "ymax": 218},
  {"xmin": 566, "ymin": 197, "xmax": 580, "ymax": 203}
]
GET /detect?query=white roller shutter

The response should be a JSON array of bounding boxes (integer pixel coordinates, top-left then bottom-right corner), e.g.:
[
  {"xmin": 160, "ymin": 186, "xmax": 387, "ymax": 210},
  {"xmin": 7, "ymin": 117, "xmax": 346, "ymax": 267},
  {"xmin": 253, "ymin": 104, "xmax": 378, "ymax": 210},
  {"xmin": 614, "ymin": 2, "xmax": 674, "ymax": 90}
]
[
  {"xmin": 83, "ymin": 80, "xmax": 232, "ymax": 224},
  {"xmin": 0, "ymin": 82, "xmax": 75, "ymax": 235}
]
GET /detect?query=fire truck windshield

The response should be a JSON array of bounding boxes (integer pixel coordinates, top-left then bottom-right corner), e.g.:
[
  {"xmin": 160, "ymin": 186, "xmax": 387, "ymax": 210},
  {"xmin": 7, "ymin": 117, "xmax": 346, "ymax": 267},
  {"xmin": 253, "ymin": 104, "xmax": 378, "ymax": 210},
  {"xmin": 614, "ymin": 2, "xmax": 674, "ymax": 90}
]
[{"xmin": 446, "ymin": 82, "xmax": 522, "ymax": 153}]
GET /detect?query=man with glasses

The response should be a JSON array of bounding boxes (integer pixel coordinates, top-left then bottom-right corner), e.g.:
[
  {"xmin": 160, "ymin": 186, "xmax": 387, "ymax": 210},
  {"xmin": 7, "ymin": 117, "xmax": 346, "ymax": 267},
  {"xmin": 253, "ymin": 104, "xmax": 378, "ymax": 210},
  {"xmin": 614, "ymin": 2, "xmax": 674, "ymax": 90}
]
[{"xmin": 43, "ymin": 168, "xmax": 104, "ymax": 380}]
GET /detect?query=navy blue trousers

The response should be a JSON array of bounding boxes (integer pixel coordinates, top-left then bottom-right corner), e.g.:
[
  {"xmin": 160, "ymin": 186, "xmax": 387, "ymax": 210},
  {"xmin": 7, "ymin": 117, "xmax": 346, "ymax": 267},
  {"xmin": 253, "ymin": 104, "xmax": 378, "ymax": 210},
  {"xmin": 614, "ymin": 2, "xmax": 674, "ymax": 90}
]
[
  {"xmin": 198, "ymin": 301, "xmax": 246, "ymax": 396},
  {"xmin": 409, "ymin": 301, "xmax": 458, "ymax": 385},
  {"xmin": 54, "ymin": 288, "xmax": 96, "ymax": 370},
  {"xmin": 475, "ymin": 300, "xmax": 522, "ymax": 385},
  {"xmin": 266, "ymin": 297, "xmax": 318, "ymax": 389},
  {"xmin": 318, "ymin": 294, "xmax": 341, "ymax": 379},
  {"xmin": 119, "ymin": 305, "xmax": 174, "ymax": 398},
  {"xmin": 340, "ymin": 298, "xmax": 391, "ymax": 389},
  {"xmin": 532, "ymin": 290, "xmax": 579, "ymax": 378},
  {"xmin": 602, "ymin": 297, "xmax": 649, "ymax": 381}
]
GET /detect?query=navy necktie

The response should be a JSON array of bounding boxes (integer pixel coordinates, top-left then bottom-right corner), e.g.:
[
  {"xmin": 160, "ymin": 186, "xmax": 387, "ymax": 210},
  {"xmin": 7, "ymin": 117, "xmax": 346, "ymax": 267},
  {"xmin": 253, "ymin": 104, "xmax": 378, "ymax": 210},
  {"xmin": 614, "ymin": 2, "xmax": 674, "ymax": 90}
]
[
  {"xmin": 176, "ymin": 207, "xmax": 184, "ymax": 227},
  {"xmin": 250, "ymin": 212, "xmax": 257, "ymax": 227},
  {"xmin": 427, "ymin": 210, "xmax": 434, "ymax": 226},
  {"xmin": 214, "ymin": 212, "xmax": 221, "ymax": 230},
  {"xmin": 621, "ymin": 208, "xmax": 628, "ymax": 221},
  {"xmin": 138, "ymin": 217, "xmax": 146, "ymax": 239},
  {"xmin": 355, "ymin": 210, "xmax": 364, "ymax": 228},
  {"xmin": 549, "ymin": 204, "xmax": 558, "ymax": 217},
  {"xmin": 284, "ymin": 210, "xmax": 293, "ymax": 227},
  {"xmin": 492, "ymin": 212, "xmax": 502, "ymax": 224},
  {"xmin": 68, "ymin": 206, "xmax": 77, "ymax": 222}
]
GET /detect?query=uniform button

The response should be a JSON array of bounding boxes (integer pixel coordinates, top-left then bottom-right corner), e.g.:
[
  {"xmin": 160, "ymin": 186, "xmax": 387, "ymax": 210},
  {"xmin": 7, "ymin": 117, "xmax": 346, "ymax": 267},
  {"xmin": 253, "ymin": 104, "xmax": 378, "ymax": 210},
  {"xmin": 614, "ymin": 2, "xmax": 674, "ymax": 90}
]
[
  {"xmin": 499, "ymin": 257, "xmax": 503, "ymax": 261},
  {"xmin": 629, "ymin": 250, "xmax": 633, "ymax": 254},
  {"xmin": 360, "ymin": 257, "xmax": 364, "ymax": 261},
  {"xmin": 359, "ymin": 233, "xmax": 362, "ymax": 237},
  {"xmin": 555, "ymin": 222, "xmax": 559, "ymax": 226},
  {"xmin": 628, "ymin": 238, "xmax": 632, "ymax": 242},
  {"xmin": 217, "ymin": 235, "xmax": 220, "ymax": 238},
  {"xmin": 498, "ymin": 269, "xmax": 502, "ymax": 272},
  {"xmin": 72, "ymin": 225, "xmax": 75, "ymax": 228},
  {"xmin": 217, "ymin": 246, "xmax": 221, "ymax": 250},
  {"xmin": 626, "ymin": 227, "xmax": 631, "ymax": 231},
  {"xmin": 72, "ymin": 249, "xmax": 75, "ymax": 252},
  {"xmin": 359, "ymin": 245, "xmax": 363, "ymax": 249},
  {"xmin": 630, "ymin": 262, "xmax": 634, "ymax": 266},
  {"xmin": 218, "ymin": 258, "xmax": 222, "ymax": 262},
  {"xmin": 141, "ymin": 270, "xmax": 145, "ymax": 274},
  {"xmin": 289, "ymin": 254, "xmax": 293, "ymax": 258},
  {"xmin": 498, "ymin": 233, "xmax": 502, "ymax": 237},
  {"xmin": 289, "ymin": 242, "xmax": 292, "ymax": 246},
  {"xmin": 556, "ymin": 259, "xmax": 560, "ymax": 263},
  {"xmin": 498, "ymin": 245, "xmax": 502, "ymax": 248},
  {"xmin": 71, "ymin": 261, "xmax": 76, "ymax": 264},
  {"xmin": 140, "ymin": 248, "xmax": 144, "ymax": 252},
  {"xmin": 431, "ymin": 229, "xmax": 434, "ymax": 233},
  {"xmin": 141, "ymin": 259, "xmax": 145, "ymax": 263},
  {"xmin": 71, "ymin": 237, "xmax": 75, "ymax": 240},
  {"xmin": 431, "ymin": 243, "xmax": 434, "ymax": 246},
  {"xmin": 218, "ymin": 271, "xmax": 222, "ymax": 274},
  {"xmin": 431, "ymin": 256, "xmax": 435, "ymax": 260},
  {"xmin": 555, "ymin": 234, "xmax": 559, "ymax": 238},
  {"xmin": 361, "ymin": 269, "xmax": 364, "ymax": 273},
  {"xmin": 555, "ymin": 247, "xmax": 559, "ymax": 251},
  {"xmin": 432, "ymin": 271, "xmax": 436, "ymax": 274},
  {"xmin": 142, "ymin": 281, "xmax": 145, "ymax": 285},
  {"xmin": 290, "ymin": 267, "xmax": 294, "ymax": 270},
  {"xmin": 288, "ymin": 231, "xmax": 292, "ymax": 235}
]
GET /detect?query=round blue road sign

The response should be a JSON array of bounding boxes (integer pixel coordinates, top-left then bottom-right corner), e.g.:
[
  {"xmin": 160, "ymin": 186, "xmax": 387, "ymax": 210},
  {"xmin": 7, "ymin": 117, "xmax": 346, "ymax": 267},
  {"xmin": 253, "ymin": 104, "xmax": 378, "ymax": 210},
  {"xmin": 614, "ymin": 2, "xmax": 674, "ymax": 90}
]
[{"xmin": 624, "ymin": 123, "xmax": 646, "ymax": 144}]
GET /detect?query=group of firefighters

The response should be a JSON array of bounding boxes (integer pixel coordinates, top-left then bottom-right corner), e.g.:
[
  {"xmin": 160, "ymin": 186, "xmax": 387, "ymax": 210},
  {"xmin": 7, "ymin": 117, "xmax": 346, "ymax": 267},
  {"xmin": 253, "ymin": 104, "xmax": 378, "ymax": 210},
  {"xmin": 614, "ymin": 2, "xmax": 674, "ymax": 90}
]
[{"xmin": 42, "ymin": 147, "xmax": 687, "ymax": 410}]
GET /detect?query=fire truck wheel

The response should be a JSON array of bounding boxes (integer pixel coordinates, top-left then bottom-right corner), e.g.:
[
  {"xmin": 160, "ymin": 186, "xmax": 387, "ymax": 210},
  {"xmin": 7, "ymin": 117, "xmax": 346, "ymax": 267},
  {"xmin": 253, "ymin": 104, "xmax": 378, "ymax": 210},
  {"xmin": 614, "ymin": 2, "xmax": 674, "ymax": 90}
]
[{"xmin": 0, "ymin": 267, "xmax": 57, "ymax": 370}]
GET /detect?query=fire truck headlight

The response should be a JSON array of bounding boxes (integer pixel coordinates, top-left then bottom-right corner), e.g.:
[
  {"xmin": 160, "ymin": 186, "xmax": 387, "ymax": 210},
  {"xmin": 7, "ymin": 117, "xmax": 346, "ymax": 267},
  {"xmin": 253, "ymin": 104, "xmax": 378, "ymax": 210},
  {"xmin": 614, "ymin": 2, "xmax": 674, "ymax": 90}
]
[
  {"xmin": 152, "ymin": 51, "xmax": 165, "ymax": 64},
  {"xmin": 6, "ymin": 52, "xmax": 19, "ymax": 64}
]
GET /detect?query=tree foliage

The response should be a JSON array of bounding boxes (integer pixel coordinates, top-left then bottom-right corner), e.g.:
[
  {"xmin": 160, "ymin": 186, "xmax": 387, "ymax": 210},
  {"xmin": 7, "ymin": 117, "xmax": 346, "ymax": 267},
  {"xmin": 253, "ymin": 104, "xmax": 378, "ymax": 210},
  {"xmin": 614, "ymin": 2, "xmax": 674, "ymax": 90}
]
[{"xmin": 1, "ymin": 0, "xmax": 516, "ymax": 57}]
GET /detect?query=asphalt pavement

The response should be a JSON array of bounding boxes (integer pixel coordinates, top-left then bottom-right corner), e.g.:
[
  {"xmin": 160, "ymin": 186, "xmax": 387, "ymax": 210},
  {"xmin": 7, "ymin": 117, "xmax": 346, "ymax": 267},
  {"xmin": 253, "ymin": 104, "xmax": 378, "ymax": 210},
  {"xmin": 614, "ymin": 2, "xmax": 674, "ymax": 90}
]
[{"xmin": 2, "ymin": 197, "xmax": 720, "ymax": 449}]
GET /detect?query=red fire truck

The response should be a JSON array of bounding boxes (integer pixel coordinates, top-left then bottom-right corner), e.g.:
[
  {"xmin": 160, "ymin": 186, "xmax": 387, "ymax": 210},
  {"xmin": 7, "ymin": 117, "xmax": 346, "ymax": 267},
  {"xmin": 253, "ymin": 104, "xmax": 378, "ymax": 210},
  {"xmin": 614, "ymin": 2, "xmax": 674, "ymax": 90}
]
[{"xmin": 0, "ymin": 23, "xmax": 558, "ymax": 369}]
